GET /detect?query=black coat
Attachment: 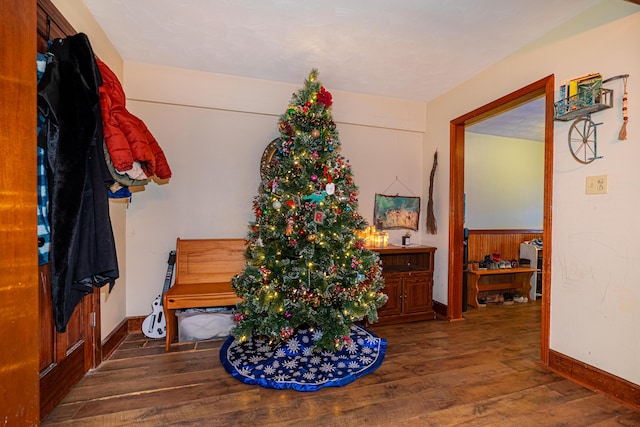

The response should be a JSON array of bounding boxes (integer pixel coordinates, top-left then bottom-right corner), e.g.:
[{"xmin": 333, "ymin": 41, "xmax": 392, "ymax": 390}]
[{"xmin": 38, "ymin": 33, "xmax": 119, "ymax": 332}]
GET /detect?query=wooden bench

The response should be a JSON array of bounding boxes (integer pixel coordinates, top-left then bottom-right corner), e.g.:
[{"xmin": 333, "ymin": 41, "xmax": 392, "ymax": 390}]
[
  {"xmin": 163, "ymin": 238, "xmax": 246, "ymax": 350},
  {"xmin": 466, "ymin": 267, "xmax": 536, "ymax": 308}
]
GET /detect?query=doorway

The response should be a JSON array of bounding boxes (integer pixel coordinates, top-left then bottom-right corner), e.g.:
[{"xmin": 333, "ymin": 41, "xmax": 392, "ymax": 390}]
[{"xmin": 447, "ymin": 75, "xmax": 554, "ymax": 364}]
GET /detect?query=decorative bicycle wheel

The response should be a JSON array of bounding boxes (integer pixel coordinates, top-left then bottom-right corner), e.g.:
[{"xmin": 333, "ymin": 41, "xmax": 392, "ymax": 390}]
[{"xmin": 568, "ymin": 116, "xmax": 601, "ymax": 164}]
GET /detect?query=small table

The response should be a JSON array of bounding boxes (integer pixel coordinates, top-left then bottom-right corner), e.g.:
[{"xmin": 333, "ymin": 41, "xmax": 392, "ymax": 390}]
[{"xmin": 467, "ymin": 267, "xmax": 536, "ymax": 308}]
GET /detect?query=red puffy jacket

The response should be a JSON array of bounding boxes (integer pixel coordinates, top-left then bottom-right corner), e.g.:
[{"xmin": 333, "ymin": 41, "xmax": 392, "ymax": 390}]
[{"xmin": 97, "ymin": 58, "xmax": 172, "ymax": 180}]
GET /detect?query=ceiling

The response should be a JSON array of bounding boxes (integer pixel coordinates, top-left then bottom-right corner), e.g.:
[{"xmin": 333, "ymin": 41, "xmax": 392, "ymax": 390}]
[
  {"xmin": 467, "ymin": 97, "xmax": 546, "ymax": 142},
  {"xmin": 82, "ymin": 0, "xmax": 607, "ymax": 141}
]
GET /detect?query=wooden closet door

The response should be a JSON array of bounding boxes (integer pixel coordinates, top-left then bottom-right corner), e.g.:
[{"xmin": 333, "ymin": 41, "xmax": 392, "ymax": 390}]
[
  {"xmin": 0, "ymin": 1, "xmax": 39, "ymax": 424},
  {"xmin": 38, "ymin": 265, "xmax": 98, "ymax": 418},
  {"xmin": 36, "ymin": 0, "xmax": 101, "ymax": 419}
]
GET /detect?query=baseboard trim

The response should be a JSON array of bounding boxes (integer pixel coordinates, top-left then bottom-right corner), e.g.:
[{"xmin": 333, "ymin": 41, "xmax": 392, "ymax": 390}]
[
  {"xmin": 549, "ymin": 349, "xmax": 640, "ymax": 411},
  {"xmin": 101, "ymin": 318, "xmax": 129, "ymax": 361},
  {"xmin": 127, "ymin": 316, "xmax": 145, "ymax": 334},
  {"xmin": 100, "ymin": 316, "xmax": 150, "ymax": 361},
  {"xmin": 433, "ymin": 300, "xmax": 449, "ymax": 319}
]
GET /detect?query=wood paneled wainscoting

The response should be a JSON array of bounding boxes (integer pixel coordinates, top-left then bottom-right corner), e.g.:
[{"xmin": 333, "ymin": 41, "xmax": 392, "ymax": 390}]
[{"xmin": 467, "ymin": 229, "xmax": 542, "ymax": 264}]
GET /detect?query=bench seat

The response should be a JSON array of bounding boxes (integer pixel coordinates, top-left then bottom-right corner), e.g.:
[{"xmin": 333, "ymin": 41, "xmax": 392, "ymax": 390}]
[
  {"xmin": 163, "ymin": 238, "xmax": 246, "ymax": 350},
  {"xmin": 164, "ymin": 283, "xmax": 241, "ymax": 309}
]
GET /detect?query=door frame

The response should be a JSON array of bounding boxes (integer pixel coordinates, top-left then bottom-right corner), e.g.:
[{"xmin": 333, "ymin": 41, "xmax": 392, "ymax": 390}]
[
  {"xmin": 447, "ymin": 75, "xmax": 554, "ymax": 364},
  {"xmin": 1, "ymin": 0, "xmax": 39, "ymax": 424}
]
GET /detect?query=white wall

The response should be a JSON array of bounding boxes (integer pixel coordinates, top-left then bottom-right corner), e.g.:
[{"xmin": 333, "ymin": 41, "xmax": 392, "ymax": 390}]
[
  {"xmin": 464, "ymin": 132, "xmax": 544, "ymax": 229},
  {"xmin": 425, "ymin": 0, "xmax": 640, "ymax": 384},
  {"xmin": 123, "ymin": 62, "xmax": 426, "ymax": 318}
]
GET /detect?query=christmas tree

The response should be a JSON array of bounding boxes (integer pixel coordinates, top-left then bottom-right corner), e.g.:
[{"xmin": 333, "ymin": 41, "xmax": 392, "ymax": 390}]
[{"xmin": 231, "ymin": 69, "xmax": 387, "ymax": 350}]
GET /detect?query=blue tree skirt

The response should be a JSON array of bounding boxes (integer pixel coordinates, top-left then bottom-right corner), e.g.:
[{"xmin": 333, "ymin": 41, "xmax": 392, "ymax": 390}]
[{"xmin": 219, "ymin": 324, "xmax": 386, "ymax": 391}]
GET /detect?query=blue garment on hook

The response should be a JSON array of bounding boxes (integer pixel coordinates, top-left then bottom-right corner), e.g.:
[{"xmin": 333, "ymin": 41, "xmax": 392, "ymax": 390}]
[{"xmin": 37, "ymin": 53, "xmax": 51, "ymax": 265}]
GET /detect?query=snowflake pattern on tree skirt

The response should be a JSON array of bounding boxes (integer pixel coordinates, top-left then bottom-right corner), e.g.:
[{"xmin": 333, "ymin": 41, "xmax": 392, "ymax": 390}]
[{"xmin": 220, "ymin": 325, "xmax": 386, "ymax": 391}]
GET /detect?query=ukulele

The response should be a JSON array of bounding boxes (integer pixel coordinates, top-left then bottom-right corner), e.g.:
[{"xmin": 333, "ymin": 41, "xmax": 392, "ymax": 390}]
[{"xmin": 141, "ymin": 251, "xmax": 176, "ymax": 338}]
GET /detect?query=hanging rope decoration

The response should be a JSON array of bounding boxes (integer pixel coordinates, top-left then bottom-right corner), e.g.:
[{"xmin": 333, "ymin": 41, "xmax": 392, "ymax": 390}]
[
  {"xmin": 618, "ymin": 76, "xmax": 628, "ymax": 140},
  {"xmin": 426, "ymin": 150, "xmax": 438, "ymax": 234}
]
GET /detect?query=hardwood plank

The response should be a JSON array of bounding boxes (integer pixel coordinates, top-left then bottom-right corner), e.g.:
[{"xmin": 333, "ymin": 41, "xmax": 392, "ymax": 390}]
[{"xmin": 42, "ymin": 302, "xmax": 639, "ymax": 426}]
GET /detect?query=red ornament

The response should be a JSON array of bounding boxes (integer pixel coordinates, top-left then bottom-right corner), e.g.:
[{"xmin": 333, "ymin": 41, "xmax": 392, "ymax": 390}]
[{"xmin": 318, "ymin": 86, "xmax": 333, "ymax": 108}]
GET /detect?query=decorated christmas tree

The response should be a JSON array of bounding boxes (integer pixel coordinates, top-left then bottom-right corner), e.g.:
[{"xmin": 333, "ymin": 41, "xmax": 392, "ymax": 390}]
[{"xmin": 231, "ymin": 69, "xmax": 387, "ymax": 350}]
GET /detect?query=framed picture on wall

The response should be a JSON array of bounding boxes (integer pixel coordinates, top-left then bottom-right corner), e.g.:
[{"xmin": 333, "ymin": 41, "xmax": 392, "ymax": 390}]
[{"xmin": 373, "ymin": 193, "xmax": 420, "ymax": 231}]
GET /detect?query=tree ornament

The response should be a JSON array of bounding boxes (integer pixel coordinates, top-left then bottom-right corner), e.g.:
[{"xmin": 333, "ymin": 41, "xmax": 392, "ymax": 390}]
[
  {"xmin": 325, "ymin": 182, "xmax": 335, "ymax": 195},
  {"xmin": 306, "ymin": 234, "xmax": 318, "ymax": 243},
  {"xmin": 318, "ymin": 86, "xmax": 333, "ymax": 108},
  {"xmin": 273, "ymin": 200, "xmax": 282, "ymax": 209},
  {"xmin": 310, "ymin": 128, "xmax": 320, "ymax": 139},
  {"xmin": 313, "ymin": 210, "xmax": 325, "ymax": 224},
  {"xmin": 303, "ymin": 191, "xmax": 327, "ymax": 204}
]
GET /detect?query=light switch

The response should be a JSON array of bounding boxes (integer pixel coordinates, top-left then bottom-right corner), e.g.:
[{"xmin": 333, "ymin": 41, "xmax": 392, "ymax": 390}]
[{"xmin": 586, "ymin": 175, "xmax": 607, "ymax": 195}]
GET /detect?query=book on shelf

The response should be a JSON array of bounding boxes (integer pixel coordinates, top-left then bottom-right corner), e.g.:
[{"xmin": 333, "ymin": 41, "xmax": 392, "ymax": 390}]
[
  {"xmin": 576, "ymin": 73, "xmax": 602, "ymax": 106},
  {"xmin": 570, "ymin": 73, "xmax": 602, "ymax": 108},
  {"xmin": 558, "ymin": 73, "xmax": 602, "ymax": 114},
  {"xmin": 558, "ymin": 82, "xmax": 568, "ymax": 113}
]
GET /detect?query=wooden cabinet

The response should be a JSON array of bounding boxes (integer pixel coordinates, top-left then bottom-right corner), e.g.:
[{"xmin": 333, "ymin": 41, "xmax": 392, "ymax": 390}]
[{"xmin": 371, "ymin": 245, "xmax": 436, "ymax": 325}]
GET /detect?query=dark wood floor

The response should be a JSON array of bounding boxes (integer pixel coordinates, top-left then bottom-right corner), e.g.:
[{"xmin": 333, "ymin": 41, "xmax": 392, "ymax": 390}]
[{"xmin": 42, "ymin": 301, "xmax": 640, "ymax": 426}]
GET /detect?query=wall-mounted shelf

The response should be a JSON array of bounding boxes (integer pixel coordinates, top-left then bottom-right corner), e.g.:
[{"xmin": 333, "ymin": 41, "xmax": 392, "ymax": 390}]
[
  {"xmin": 554, "ymin": 87, "xmax": 613, "ymax": 121},
  {"xmin": 555, "ymin": 74, "xmax": 628, "ymax": 163}
]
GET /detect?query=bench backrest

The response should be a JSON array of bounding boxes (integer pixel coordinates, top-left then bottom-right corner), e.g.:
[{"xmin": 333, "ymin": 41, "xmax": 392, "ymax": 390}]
[{"xmin": 175, "ymin": 238, "xmax": 247, "ymax": 285}]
